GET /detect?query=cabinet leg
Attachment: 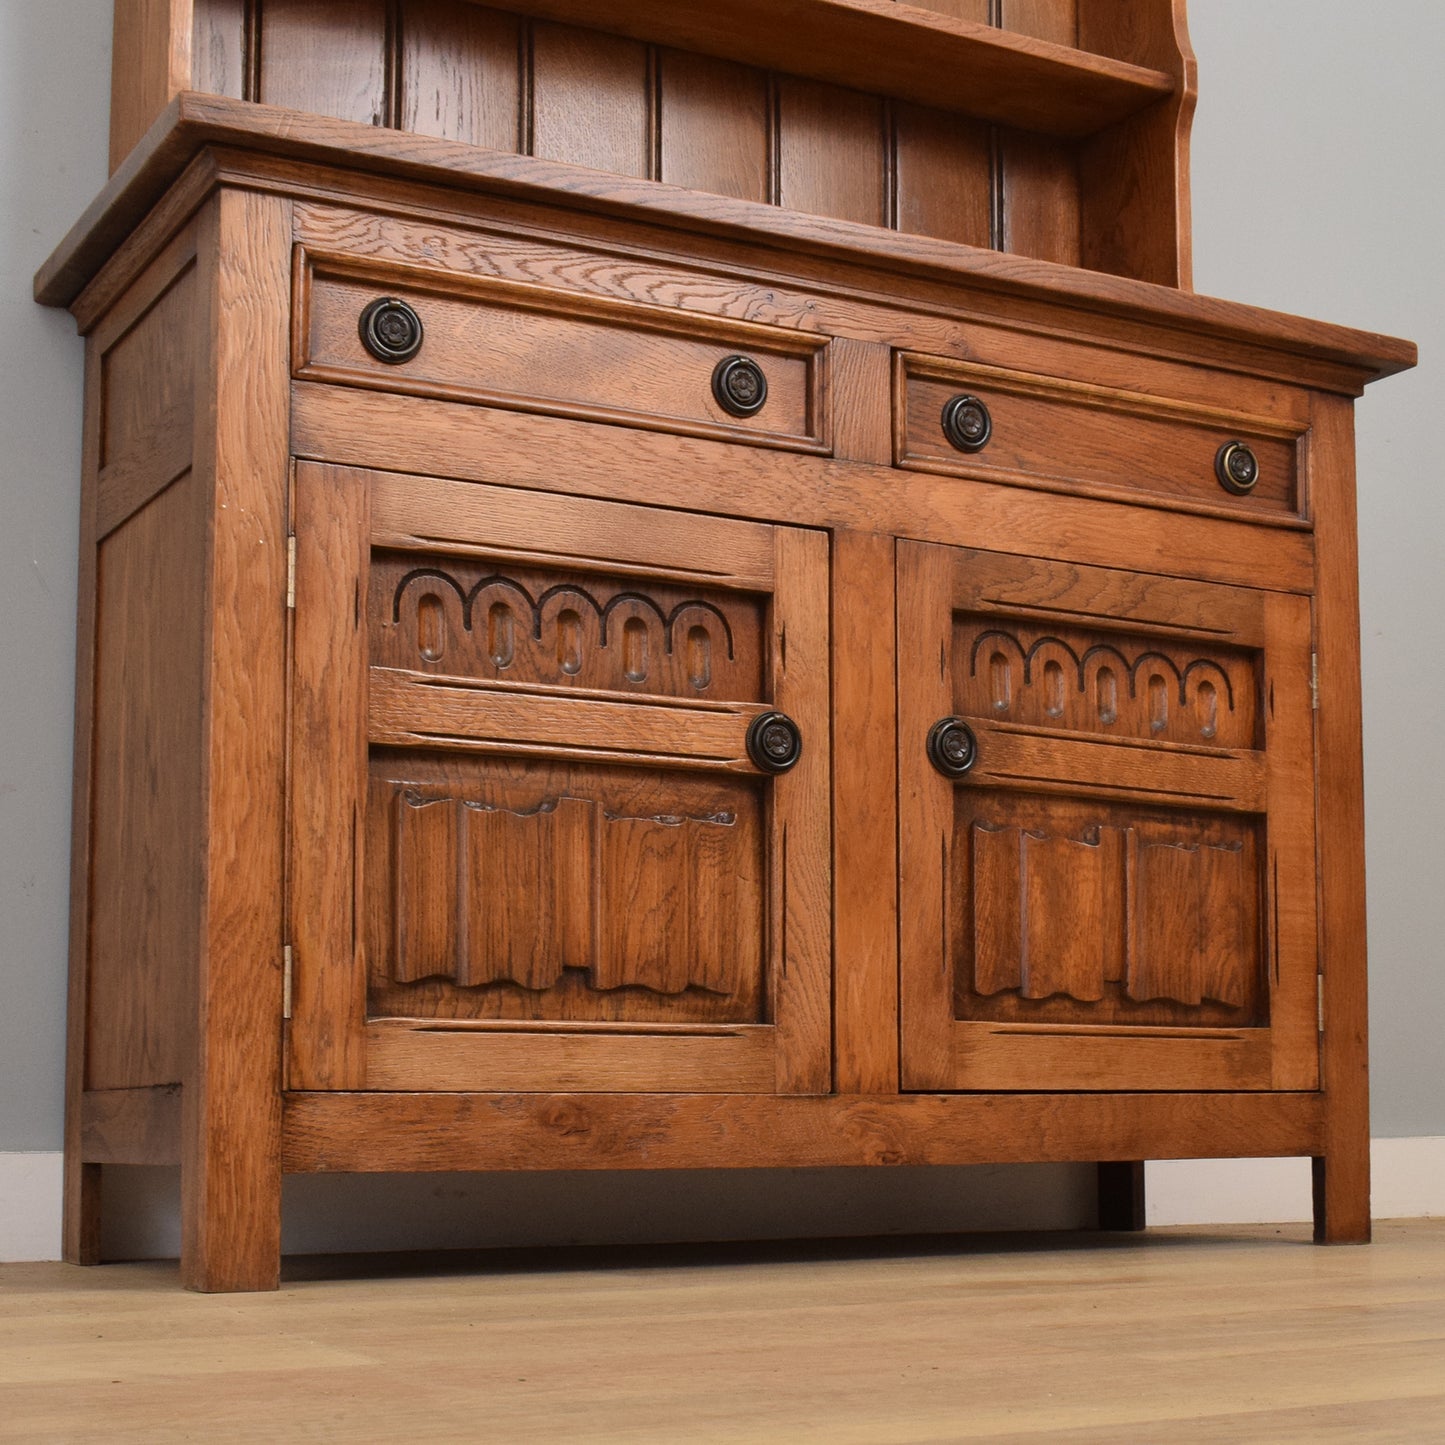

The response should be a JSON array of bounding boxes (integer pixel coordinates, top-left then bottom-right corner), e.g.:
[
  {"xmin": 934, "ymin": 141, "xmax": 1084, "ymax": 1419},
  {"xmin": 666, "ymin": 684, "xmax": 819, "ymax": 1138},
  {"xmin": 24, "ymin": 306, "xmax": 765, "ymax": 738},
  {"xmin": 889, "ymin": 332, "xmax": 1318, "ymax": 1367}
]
[
  {"xmin": 1312, "ymin": 1153, "xmax": 1371, "ymax": 1244},
  {"xmin": 1096, "ymin": 1161, "xmax": 1147, "ymax": 1231},
  {"xmin": 62, "ymin": 1159, "xmax": 102, "ymax": 1265},
  {"xmin": 180, "ymin": 1087, "xmax": 283, "ymax": 1292}
]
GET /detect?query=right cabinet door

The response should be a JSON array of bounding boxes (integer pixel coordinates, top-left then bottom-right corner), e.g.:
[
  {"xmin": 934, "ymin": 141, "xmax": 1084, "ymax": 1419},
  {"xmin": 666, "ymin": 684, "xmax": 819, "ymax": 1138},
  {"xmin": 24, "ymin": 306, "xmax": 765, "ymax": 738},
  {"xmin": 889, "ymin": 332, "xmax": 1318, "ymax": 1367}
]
[{"xmin": 897, "ymin": 542, "xmax": 1320, "ymax": 1093}]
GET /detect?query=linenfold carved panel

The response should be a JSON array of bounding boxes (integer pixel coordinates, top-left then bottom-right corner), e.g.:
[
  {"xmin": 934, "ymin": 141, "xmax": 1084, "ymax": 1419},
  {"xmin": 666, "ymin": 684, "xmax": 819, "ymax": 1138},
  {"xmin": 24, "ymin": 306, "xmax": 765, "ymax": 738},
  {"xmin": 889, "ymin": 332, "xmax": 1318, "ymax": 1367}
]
[
  {"xmin": 954, "ymin": 792, "xmax": 1264, "ymax": 1029},
  {"xmin": 954, "ymin": 616, "xmax": 1258, "ymax": 749},
  {"xmin": 365, "ymin": 752, "xmax": 766, "ymax": 1024},
  {"xmin": 370, "ymin": 551, "xmax": 765, "ymax": 700}
]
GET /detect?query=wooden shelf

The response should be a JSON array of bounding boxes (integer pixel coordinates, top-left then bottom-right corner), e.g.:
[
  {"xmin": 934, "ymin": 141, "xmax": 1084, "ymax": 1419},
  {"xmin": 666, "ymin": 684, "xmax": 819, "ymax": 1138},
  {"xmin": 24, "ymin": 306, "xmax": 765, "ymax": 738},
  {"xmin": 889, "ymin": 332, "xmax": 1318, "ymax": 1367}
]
[{"xmin": 486, "ymin": 0, "xmax": 1177, "ymax": 138}]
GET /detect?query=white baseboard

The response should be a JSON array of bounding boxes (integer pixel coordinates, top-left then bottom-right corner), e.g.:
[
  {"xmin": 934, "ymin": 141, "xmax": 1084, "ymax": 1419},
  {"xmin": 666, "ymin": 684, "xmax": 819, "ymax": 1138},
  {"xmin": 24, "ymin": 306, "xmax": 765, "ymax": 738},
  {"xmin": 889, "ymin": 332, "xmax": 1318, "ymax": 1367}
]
[{"xmin": 3, "ymin": 1141, "xmax": 1442, "ymax": 1264}]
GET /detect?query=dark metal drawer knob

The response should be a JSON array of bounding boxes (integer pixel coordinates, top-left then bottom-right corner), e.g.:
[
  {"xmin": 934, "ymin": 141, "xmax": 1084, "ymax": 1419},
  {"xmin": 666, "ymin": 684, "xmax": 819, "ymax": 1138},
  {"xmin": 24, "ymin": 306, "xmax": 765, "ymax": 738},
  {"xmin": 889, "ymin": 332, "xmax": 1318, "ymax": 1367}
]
[
  {"xmin": 359, "ymin": 297, "xmax": 425, "ymax": 364},
  {"xmin": 713, "ymin": 355, "xmax": 769, "ymax": 417},
  {"xmin": 927, "ymin": 717, "xmax": 979, "ymax": 779},
  {"xmin": 1215, "ymin": 440, "xmax": 1260, "ymax": 495},
  {"xmin": 747, "ymin": 711, "xmax": 802, "ymax": 774},
  {"xmin": 941, "ymin": 393, "xmax": 993, "ymax": 453}
]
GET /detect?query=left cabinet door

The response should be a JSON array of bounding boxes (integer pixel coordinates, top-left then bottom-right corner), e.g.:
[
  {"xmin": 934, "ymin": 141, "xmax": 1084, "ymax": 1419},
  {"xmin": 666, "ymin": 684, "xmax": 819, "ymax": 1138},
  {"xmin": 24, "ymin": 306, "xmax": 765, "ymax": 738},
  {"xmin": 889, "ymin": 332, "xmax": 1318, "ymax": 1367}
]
[{"xmin": 287, "ymin": 463, "xmax": 831, "ymax": 1094}]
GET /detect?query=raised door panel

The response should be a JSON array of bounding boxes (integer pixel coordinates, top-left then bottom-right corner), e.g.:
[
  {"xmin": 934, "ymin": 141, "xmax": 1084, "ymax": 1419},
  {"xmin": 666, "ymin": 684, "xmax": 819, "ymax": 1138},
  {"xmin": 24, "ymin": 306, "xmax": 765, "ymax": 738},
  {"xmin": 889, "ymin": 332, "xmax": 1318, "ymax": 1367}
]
[
  {"xmin": 897, "ymin": 543, "xmax": 1318, "ymax": 1092},
  {"xmin": 289, "ymin": 463, "xmax": 830, "ymax": 1094}
]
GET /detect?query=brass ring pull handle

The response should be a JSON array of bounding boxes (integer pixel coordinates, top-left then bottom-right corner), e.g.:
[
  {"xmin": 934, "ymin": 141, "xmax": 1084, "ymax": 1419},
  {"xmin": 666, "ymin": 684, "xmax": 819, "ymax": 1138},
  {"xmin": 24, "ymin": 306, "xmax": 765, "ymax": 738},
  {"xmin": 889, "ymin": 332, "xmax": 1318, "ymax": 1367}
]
[
  {"xmin": 1215, "ymin": 439, "xmax": 1260, "ymax": 495},
  {"xmin": 747, "ymin": 711, "xmax": 803, "ymax": 773},
  {"xmin": 941, "ymin": 393, "xmax": 993, "ymax": 453},
  {"xmin": 359, "ymin": 297, "xmax": 425, "ymax": 364},
  {"xmin": 927, "ymin": 717, "xmax": 979, "ymax": 778},
  {"xmin": 712, "ymin": 355, "xmax": 769, "ymax": 417}
]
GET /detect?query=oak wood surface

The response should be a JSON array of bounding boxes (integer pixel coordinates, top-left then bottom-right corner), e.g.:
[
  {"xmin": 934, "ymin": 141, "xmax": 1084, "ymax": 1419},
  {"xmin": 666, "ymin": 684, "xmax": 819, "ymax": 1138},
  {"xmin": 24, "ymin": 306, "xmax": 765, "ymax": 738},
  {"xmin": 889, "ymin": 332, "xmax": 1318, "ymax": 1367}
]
[
  {"xmin": 454, "ymin": 0, "xmax": 1175, "ymax": 137},
  {"xmin": 292, "ymin": 385, "xmax": 1318, "ymax": 595},
  {"xmin": 180, "ymin": 188, "xmax": 292, "ymax": 1292},
  {"xmin": 281, "ymin": 1091, "xmax": 1325, "ymax": 1173},
  {"xmin": 79, "ymin": 1086, "xmax": 183, "ymax": 1166},
  {"xmin": 35, "ymin": 97, "xmax": 1416, "ymax": 387},
  {"xmin": 8, "ymin": 1221, "xmax": 1445, "ymax": 1440},
  {"xmin": 1308, "ymin": 394, "xmax": 1372, "ymax": 1244}
]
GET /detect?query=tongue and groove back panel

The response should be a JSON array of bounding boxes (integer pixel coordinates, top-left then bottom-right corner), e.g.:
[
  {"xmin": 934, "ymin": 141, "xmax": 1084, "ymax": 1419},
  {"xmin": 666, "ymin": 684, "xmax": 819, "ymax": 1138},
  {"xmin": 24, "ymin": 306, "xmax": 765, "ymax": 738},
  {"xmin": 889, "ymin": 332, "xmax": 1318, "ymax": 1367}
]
[{"xmin": 149, "ymin": 0, "xmax": 1191, "ymax": 282}]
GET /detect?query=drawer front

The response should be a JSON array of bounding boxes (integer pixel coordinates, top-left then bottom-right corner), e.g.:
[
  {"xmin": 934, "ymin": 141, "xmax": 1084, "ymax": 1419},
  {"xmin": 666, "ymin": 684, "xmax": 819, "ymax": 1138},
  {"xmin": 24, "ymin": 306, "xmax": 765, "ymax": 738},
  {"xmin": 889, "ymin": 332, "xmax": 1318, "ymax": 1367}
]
[
  {"xmin": 896, "ymin": 353, "xmax": 1305, "ymax": 522},
  {"xmin": 297, "ymin": 251, "xmax": 828, "ymax": 452}
]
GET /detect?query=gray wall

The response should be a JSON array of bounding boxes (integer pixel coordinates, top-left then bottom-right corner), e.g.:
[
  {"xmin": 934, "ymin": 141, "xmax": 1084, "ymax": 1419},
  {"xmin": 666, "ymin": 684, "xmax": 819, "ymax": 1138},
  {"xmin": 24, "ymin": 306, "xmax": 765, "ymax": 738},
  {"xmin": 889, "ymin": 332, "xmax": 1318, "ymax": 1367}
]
[{"xmin": 1, "ymin": 3, "xmax": 1439, "ymax": 1181}]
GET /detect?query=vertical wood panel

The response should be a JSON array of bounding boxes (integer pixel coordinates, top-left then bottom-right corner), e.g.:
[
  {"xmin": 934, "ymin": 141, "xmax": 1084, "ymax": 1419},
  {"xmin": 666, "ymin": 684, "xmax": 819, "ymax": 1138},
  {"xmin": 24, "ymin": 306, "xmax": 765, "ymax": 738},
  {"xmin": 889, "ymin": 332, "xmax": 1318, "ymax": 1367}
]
[
  {"xmin": 1078, "ymin": 0, "xmax": 1195, "ymax": 287},
  {"xmin": 191, "ymin": 0, "xmax": 245, "ymax": 98},
  {"xmin": 88, "ymin": 475, "xmax": 206, "ymax": 1092},
  {"xmin": 1309, "ymin": 399, "xmax": 1370, "ymax": 1242},
  {"xmin": 182, "ymin": 188, "xmax": 292, "ymax": 1293},
  {"xmin": 907, "ymin": 0, "xmax": 992, "ymax": 20},
  {"xmin": 597, "ymin": 817, "xmax": 688, "ymax": 993},
  {"xmin": 393, "ymin": 796, "xmax": 461, "ymax": 982},
  {"xmin": 895, "ymin": 540, "xmax": 956, "ymax": 1090},
  {"xmin": 893, "ymin": 103, "xmax": 992, "ymax": 247},
  {"xmin": 64, "ymin": 332, "xmax": 106, "ymax": 1265},
  {"xmin": 460, "ymin": 803, "xmax": 557, "ymax": 990},
  {"xmin": 400, "ymin": 0, "xmax": 521, "ymax": 151},
  {"xmin": 258, "ymin": 0, "xmax": 389, "ymax": 126},
  {"xmin": 772, "ymin": 527, "xmax": 833, "ymax": 1095},
  {"xmin": 110, "ymin": 0, "xmax": 193, "ymax": 171},
  {"xmin": 1001, "ymin": 0, "xmax": 1077, "ymax": 45},
  {"xmin": 832, "ymin": 530, "xmax": 899, "ymax": 1093},
  {"xmin": 531, "ymin": 23, "xmax": 652, "ymax": 178},
  {"xmin": 777, "ymin": 78, "xmax": 887, "ymax": 228},
  {"xmin": 1001, "ymin": 129, "xmax": 1081, "ymax": 267},
  {"xmin": 658, "ymin": 50, "xmax": 769, "ymax": 203}
]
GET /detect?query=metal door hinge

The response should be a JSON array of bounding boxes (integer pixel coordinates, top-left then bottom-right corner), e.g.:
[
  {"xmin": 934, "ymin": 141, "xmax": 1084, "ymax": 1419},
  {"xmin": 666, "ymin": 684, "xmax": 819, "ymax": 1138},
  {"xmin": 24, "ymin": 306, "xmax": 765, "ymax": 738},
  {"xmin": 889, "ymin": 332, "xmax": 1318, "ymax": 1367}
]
[
  {"xmin": 283, "ymin": 944, "xmax": 294, "ymax": 1021},
  {"xmin": 1311, "ymin": 653, "xmax": 1319, "ymax": 711},
  {"xmin": 286, "ymin": 535, "xmax": 297, "ymax": 610}
]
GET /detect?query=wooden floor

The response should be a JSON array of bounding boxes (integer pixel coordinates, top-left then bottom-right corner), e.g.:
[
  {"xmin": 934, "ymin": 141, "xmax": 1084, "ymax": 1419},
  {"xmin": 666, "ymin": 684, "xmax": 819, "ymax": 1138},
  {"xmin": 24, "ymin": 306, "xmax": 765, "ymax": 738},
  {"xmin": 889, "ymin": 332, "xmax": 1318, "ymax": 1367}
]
[{"xmin": 3, "ymin": 1220, "xmax": 1445, "ymax": 1442}]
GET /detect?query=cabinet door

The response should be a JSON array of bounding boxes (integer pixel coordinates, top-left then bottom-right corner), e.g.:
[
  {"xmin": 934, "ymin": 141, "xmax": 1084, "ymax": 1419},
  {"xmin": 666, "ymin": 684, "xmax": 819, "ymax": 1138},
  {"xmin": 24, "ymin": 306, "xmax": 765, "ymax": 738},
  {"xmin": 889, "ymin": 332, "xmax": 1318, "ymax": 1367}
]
[
  {"xmin": 897, "ymin": 542, "xmax": 1319, "ymax": 1092},
  {"xmin": 288, "ymin": 463, "xmax": 830, "ymax": 1094}
]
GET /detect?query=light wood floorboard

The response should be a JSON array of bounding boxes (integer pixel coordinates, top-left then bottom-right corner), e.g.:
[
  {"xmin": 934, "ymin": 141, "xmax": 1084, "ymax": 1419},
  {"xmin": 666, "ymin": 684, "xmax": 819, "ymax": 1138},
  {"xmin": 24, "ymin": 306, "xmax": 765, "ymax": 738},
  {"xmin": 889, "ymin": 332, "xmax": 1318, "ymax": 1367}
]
[{"xmin": 3, "ymin": 1221, "xmax": 1445, "ymax": 1442}]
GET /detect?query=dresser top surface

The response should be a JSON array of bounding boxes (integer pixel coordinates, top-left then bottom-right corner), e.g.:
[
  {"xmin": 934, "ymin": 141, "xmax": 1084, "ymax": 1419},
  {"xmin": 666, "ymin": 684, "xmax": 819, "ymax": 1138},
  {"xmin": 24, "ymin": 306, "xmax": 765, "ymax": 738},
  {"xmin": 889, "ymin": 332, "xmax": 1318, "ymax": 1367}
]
[{"xmin": 35, "ymin": 93, "xmax": 1416, "ymax": 387}]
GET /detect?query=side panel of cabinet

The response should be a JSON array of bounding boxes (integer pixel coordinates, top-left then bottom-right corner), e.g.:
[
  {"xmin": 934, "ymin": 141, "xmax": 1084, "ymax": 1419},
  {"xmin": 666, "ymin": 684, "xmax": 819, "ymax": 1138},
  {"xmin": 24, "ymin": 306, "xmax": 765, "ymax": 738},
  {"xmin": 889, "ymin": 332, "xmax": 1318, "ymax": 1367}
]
[
  {"xmin": 289, "ymin": 464, "xmax": 831, "ymax": 1094},
  {"xmin": 897, "ymin": 543, "xmax": 1319, "ymax": 1092}
]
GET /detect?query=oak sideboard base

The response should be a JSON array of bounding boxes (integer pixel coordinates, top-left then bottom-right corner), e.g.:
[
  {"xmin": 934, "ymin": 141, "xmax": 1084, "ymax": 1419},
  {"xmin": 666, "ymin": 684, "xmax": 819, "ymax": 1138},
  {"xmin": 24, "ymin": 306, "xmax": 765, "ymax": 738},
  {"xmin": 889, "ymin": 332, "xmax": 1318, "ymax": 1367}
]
[{"xmin": 41, "ymin": 68, "xmax": 1409, "ymax": 1291}]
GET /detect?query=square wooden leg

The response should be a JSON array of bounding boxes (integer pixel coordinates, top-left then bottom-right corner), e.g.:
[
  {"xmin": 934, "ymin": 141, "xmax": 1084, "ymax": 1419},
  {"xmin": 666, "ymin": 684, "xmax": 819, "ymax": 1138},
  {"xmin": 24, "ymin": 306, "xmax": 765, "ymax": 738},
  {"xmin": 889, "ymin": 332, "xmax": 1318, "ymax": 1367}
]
[{"xmin": 1096, "ymin": 1160, "xmax": 1147, "ymax": 1231}]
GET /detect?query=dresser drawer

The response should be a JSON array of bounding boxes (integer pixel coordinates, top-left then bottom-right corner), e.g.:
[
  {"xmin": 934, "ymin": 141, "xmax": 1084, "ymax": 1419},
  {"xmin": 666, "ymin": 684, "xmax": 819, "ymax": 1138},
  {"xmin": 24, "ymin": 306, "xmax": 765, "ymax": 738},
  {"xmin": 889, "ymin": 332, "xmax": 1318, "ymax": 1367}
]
[
  {"xmin": 895, "ymin": 353, "xmax": 1305, "ymax": 522},
  {"xmin": 296, "ymin": 251, "xmax": 828, "ymax": 452}
]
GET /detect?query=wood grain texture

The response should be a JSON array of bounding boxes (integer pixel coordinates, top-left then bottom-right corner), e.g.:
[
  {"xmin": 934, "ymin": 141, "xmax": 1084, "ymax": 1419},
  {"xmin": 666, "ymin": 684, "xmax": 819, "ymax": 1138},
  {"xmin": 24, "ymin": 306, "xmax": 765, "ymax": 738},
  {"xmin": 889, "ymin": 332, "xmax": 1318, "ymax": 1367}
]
[
  {"xmin": 776, "ymin": 78, "xmax": 887, "ymax": 229},
  {"xmin": 291, "ymin": 386, "xmax": 1319, "ymax": 596},
  {"xmin": 1308, "ymin": 394, "xmax": 1371, "ymax": 1244},
  {"xmin": 288, "ymin": 463, "xmax": 371, "ymax": 1091},
  {"xmin": 109, "ymin": 0, "xmax": 193, "ymax": 172},
  {"xmin": 9, "ymin": 1222, "xmax": 1445, "ymax": 1436},
  {"xmin": 191, "ymin": 0, "xmax": 246, "ymax": 100},
  {"xmin": 258, "ymin": 0, "xmax": 389, "ymax": 125},
  {"xmin": 1078, "ymin": 0, "xmax": 1197, "ymax": 287},
  {"xmin": 63, "ymin": 334, "xmax": 106, "ymax": 1267},
  {"xmin": 897, "ymin": 354, "xmax": 1303, "ymax": 521},
  {"xmin": 530, "ymin": 23, "xmax": 652, "ymax": 179},
  {"xmin": 80, "ymin": 1086, "xmax": 183, "ymax": 1166},
  {"xmin": 461, "ymin": 0, "xmax": 1174, "ymax": 137},
  {"xmin": 181, "ymin": 188, "xmax": 292, "ymax": 1292},
  {"xmin": 892, "ymin": 102, "xmax": 992, "ymax": 248},
  {"xmin": 399, "ymin": 1, "xmax": 522, "ymax": 150},
  {"xmin": 657, "ymin": 50, "xmax": 769, "ymax": 204},
  {"xmin": 88, "ymin": 472, "xmax": 206, "ymax": 1092},
  {"xmin": 832, "ymin": 530, "xmax": 899, "ymax": 1093},
  {"xmin": 36, "ymin": 97, "xmax": 1418, "ymax": 389},
  {"xmin": 299, "ymin": 258, "xmax": 824, "ymax": 449},
  {"xmin": 282, "ymin": 1090, "xmax": 1326, "ymax": 1172}
]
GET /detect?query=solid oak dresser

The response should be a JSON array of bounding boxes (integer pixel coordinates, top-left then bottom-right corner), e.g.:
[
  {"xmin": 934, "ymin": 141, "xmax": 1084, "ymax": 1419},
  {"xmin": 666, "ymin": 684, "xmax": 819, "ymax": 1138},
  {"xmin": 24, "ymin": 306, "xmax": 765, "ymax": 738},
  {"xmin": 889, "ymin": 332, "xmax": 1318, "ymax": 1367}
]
[{"xmin": 38, "ymin": 0, "xmax": 1414, "ymax": 1289}]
